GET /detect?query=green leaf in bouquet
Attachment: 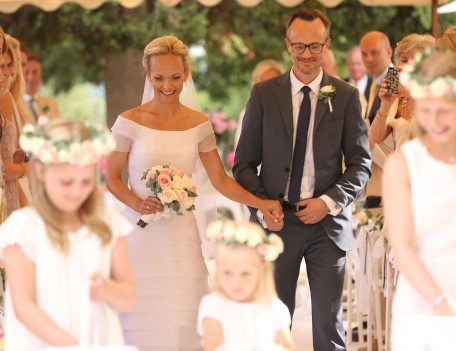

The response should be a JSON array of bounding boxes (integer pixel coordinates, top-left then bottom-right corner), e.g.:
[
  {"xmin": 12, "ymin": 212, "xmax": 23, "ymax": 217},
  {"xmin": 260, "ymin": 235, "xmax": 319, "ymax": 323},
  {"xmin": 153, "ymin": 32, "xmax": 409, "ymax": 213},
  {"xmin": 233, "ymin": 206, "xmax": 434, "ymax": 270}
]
[
  {"xmin": 187, "ymin": 190, "xmax": 198, "ymax": 197},
  {"xmin": 186, "ymin": 204, "xmax": 196, "ymax": 211}
]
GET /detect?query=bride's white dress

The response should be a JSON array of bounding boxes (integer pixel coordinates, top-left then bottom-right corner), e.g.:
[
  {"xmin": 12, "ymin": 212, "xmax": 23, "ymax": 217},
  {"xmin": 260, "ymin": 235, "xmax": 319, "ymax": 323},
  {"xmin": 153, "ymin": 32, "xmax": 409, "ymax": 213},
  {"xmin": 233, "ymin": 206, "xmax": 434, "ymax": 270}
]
[
  {"xmin": 391, "ymin": 139, "xmax": 456, "ymax": 351},
  {"xmin": 112, "ymin": 116, "xmax": 217, "ymax": 351}
]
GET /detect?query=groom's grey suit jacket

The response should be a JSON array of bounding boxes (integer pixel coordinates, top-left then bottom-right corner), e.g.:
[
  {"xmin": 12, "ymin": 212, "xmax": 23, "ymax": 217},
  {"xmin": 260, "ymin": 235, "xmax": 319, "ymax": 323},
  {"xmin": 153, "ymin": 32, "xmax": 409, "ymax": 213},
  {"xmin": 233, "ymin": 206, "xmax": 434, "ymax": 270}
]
[{"xmin": 233, "ymin": 71, "xmax": 371, "ymax": 251}]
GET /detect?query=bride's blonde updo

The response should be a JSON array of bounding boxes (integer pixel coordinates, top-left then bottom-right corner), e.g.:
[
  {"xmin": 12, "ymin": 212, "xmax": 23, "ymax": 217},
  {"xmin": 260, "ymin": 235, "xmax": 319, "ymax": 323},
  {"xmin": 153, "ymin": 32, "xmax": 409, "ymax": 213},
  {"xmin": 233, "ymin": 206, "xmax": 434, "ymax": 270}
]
[{"xmin": 142, "ymin": 35, "xmax": 190, "ymax": 73}]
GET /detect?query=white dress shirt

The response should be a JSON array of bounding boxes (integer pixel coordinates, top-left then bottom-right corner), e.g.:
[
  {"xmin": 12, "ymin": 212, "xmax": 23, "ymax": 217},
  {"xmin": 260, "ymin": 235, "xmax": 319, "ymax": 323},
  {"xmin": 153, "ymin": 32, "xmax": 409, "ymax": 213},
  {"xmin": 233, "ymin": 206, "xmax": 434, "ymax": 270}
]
[{"xmin": 350, "ymin": 74, "xmax": 369, "ymax": 96}]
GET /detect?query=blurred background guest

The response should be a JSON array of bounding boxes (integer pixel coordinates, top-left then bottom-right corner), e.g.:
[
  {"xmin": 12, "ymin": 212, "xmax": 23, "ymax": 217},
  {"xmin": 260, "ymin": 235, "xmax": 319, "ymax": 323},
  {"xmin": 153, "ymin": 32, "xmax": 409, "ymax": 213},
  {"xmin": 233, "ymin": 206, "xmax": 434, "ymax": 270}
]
[{"xmin": 23, "ymin": 55, "xmax": 60, "ymax": 122}]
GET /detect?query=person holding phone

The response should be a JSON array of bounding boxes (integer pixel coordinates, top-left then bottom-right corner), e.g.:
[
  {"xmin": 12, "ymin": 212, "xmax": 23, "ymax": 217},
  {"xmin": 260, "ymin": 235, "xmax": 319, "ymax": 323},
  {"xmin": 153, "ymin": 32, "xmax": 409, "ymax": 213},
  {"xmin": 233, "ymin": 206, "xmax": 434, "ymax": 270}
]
[{"xmin": 368, "ymin": 34, "xmax": 435, "ymax": 151}]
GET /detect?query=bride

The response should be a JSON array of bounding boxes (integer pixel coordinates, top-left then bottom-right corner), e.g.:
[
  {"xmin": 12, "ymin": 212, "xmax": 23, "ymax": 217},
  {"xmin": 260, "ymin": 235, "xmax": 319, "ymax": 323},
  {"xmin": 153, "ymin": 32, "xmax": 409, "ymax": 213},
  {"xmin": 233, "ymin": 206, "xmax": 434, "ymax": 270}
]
[{"xmin": 106, "ymin": 35, "xmax": 283, "ymax": 351}]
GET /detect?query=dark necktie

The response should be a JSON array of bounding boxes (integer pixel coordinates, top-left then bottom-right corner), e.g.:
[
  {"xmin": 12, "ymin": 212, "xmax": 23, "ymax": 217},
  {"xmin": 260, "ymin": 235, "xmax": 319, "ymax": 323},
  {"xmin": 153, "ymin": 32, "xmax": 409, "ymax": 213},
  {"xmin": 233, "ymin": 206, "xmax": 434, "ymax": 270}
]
[
  {"xmin": 288, "ymin": 86, "xmax": 311, "ymax": 204},
  {"xmin": 28, "ymin": 98, "xmax": 39, "ymax": 121}
]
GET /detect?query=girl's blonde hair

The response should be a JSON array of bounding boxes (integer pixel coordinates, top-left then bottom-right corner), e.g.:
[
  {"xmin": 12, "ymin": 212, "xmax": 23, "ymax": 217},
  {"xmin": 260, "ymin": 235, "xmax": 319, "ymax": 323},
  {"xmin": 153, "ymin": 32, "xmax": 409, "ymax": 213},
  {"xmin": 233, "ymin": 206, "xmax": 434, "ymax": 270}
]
[
  {"xmin": 30, "ymin": 119, "xmax": 112, "ymax": 254},
  {"xmin": 211, "ymin": 242, "xmax": 278, "ymax": 305},
  {"xmin": 142, "ymin": 35, "xmax": 190, "ymax": 73},
  {"xmin": 411, "ymin": 50, "xmax": 456, "ymax": 138},
  {"xmin": 251, "ymin": 59, "xmax": 285, "ymax": 86},
  {"xmin": 436, "ymin": 25, "xmax": 456, "ymax": 52},
  {"xmin": 394, "ymin": 33, "xmax": 435, "ymax": 65}
]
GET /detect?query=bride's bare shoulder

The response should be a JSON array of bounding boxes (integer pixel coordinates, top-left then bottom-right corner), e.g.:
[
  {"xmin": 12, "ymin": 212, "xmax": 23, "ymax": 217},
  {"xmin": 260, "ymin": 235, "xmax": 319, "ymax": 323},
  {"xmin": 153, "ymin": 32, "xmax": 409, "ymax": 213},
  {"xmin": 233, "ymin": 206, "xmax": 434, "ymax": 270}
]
[
  {"xmin": 118, "ymin": 106, "xmax": 147, "ymax": 122},
  {"xmin": 186, "ymin": 108, "xmax": 209, "ymax": 126}
]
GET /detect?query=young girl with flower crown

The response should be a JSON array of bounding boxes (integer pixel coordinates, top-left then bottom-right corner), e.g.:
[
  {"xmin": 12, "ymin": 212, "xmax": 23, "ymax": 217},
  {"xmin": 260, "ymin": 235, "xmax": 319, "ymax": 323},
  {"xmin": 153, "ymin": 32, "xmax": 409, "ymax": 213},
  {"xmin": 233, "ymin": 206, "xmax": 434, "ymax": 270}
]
[
  {"xmin": 197, "ymin": 221, "xmax": 294, "ymax": 351},
  {"xmin": 383, "ymin": 50, "xmax": 456, "ymax": 350},
  {"xmin": 0, "ymin": 119, "xmax": 136, "ymax": 350}
]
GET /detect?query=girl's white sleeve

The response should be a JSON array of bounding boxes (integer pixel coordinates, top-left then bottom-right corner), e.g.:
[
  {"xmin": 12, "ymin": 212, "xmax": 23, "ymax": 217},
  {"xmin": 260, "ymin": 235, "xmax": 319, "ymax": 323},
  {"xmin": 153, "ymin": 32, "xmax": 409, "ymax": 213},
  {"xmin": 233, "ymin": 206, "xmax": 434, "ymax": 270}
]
[
  {"xmin": 0, "ymin": 207, "xmax": 41, "ymax": 262},
  {"xmin": 197, "ymin": 293, "xmax": 221, "ymax": 336}
]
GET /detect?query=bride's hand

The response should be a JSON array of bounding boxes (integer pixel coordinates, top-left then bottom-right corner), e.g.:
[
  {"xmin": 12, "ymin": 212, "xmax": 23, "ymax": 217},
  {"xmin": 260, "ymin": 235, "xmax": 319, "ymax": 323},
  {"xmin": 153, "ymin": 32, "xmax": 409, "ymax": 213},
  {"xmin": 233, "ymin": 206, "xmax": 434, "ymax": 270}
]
[
  {"xmin": 258, "ymin": 199, "xmax": 283, "ymax": 225},
  {"xmin": 136, "ymin": 196, "xmax": 163, "ymax": 214}
]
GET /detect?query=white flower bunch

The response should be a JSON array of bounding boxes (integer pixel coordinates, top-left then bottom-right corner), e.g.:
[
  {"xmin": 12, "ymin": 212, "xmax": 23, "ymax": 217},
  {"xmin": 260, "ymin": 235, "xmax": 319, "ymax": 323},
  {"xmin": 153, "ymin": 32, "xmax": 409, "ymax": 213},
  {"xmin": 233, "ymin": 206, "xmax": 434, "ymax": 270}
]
[
  {"xmin": 19, "ymin": 123, "xmax": 116, "ymax": 167},
  {"xmin": 400, "ymin": 48, "xmax": 456, "ymax": 100},
  {"xmin": 206, "ymin": 221, "xmax": 284, "ymax": 262},
  {"xmin": 318, "ymin": 85, "xmax": 336, "ymax": 113},
  {"xmin": 137, "ymin": 164, "xmax": 197, "ymax": 228}
]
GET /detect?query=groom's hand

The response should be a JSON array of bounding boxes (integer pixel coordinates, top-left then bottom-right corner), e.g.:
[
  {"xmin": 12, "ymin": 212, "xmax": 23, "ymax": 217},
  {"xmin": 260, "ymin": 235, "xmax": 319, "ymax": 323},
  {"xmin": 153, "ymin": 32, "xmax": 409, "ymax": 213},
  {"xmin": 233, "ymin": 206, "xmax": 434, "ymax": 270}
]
[
  {"xmin": 295, "ymin": 198, "xmax": 329, "ymax": 224},
  {"xmin": 263, "ymin": 209, "xmax": 284, "ymax": 232}
]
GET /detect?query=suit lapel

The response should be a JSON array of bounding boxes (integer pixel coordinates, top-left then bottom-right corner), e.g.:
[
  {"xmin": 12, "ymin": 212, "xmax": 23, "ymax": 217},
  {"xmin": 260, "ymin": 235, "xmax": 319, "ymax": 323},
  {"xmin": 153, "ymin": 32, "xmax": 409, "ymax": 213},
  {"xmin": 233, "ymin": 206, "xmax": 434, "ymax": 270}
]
[
  {"xmin": 277, "ymin": 72, "xmax": 294, "ymax": 143},
  {"xmin": 313, "ymin": 73, "xmax": 330, "ymax": 134}
]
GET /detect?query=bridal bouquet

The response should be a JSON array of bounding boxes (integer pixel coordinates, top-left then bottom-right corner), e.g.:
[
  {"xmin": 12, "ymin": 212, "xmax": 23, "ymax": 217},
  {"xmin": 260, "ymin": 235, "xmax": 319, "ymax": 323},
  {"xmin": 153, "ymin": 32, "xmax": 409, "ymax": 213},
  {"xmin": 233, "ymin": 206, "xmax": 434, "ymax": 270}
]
[{"xmin": 137, "ymin": 164, "xmax": 197, "ymax": 228}]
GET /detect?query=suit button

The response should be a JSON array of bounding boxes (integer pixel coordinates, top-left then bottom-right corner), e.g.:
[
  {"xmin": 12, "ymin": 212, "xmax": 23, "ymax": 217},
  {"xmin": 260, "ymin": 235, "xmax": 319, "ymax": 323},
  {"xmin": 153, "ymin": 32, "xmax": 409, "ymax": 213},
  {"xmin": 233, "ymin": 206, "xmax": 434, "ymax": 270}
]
[
  {"xmin": 278, "ymin": 193, "xmax": 284, "ymax": 198},
  {"xmin": 285, "ymin": 167, "xmax": 290, "ymax": 173}
]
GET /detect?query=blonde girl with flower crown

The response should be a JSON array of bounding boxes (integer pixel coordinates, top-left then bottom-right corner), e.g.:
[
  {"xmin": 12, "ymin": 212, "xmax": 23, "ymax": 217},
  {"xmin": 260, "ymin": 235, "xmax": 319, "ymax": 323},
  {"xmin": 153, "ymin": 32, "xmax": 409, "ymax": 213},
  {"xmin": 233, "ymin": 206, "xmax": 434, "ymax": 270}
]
[
  {"xmin": 383, "ymin": 50, "xmax": 456, "ymax": 350},
  {"xmin": 0, "ymin": 119, "xmax": 135, "ymax": 350},
  {"xmin": 197, "ymin": 221, "xmax": 294, "ymax": 351}
]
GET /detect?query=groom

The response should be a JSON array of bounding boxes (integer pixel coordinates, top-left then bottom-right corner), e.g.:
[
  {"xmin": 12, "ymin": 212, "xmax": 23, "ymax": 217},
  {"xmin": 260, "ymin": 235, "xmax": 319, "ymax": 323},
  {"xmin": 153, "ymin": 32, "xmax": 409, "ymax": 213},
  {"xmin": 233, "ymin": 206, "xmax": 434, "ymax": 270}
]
[{"xmin": 233, "ymin": 8, "xmax": 371, "ymax": 351}]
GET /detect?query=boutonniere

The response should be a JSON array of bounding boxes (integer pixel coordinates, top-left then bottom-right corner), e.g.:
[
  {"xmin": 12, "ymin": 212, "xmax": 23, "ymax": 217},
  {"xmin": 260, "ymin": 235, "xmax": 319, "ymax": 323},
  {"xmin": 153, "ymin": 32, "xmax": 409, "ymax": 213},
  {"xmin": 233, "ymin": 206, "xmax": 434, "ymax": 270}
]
[{"xmin": 318, "ymin": 85, "xmax": 336, "ymax": 113}]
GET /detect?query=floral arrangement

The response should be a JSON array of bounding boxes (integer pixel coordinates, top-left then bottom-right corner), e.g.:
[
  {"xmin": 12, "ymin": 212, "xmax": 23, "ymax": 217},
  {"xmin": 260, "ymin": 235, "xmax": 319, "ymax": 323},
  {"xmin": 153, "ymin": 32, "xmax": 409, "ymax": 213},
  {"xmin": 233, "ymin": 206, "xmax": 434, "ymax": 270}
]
[
  {"xmin": 318, "ymin": 85, "xmax": 336, "ymax": 113},
  {"xmin": 19, "ymin": 122, "xmax": 116, "ymax": 167},
  {"xmin": 137, "ymin": 164, "xmax": 197, "ymax": 228},
  {"xmin": 351, "ymin": 201, "xmax": 384, "ymax": 235},
  {"xmin": 206, "ymin": 112, "xmax": 237, "ymax": 170},
  {"xmin": 400, "ymin": 48, "xmax": 456, "ymax": 100},
  {"xmin": 207, "ymin": 220, "xmax": 284, "ymax": 262}
]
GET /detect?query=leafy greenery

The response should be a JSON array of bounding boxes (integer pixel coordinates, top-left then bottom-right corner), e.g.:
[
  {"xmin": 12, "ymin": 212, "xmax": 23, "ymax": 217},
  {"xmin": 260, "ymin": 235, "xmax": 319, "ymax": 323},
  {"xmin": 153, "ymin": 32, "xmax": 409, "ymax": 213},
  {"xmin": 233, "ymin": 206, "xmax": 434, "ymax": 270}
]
[{"xmin": 1, "ymin": 0, "xmax": 451, "ymax": 122}]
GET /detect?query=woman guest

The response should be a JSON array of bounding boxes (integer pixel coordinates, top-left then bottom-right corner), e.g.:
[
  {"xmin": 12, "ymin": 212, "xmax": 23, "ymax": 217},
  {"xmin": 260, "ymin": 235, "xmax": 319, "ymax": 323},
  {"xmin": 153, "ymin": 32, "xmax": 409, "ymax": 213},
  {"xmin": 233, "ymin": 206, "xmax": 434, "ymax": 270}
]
[{"xmin": 369, "ymin": 33, "xmax": 435, "ymax": 151}]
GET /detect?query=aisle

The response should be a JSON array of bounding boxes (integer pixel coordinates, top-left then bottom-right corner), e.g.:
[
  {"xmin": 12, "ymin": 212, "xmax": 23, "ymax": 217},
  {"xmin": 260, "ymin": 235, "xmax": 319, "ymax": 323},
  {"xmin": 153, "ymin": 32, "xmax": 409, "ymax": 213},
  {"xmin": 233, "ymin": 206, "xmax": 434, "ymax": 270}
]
[{"xmin": 292, "ymin": 282, "xmax": 360, "ymax": 351}]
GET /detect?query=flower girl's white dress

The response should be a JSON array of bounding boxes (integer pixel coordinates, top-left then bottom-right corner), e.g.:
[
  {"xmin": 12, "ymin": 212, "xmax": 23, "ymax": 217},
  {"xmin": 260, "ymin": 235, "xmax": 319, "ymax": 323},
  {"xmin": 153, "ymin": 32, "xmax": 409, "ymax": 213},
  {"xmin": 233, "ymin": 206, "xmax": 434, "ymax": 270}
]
[
  {"xmin": 391, "ymin": 139, "xmax": 456, "ymax": 351},
  {"xmin": 0, "ymin": 207, "xmax": 131, "ymax": 350},
  {"xmin": 112, "ymin": 117, "xmax": 216, "ymax": 351},
  {"xmin": 197, "ymin": 292, "xmax": 291, "ymax": 351}
]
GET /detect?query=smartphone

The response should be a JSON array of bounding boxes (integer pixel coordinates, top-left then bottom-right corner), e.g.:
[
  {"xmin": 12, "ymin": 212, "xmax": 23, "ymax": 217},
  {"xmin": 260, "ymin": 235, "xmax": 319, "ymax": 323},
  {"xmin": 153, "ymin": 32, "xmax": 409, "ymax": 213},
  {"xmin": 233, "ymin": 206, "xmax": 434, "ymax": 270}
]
[
  {"xmin": 364, "ymin": 195, "xmax": 382, "ymax": 209},
  {"xmin": 386, "ymin": 67, "xmax": 400, "ymax": 94}
]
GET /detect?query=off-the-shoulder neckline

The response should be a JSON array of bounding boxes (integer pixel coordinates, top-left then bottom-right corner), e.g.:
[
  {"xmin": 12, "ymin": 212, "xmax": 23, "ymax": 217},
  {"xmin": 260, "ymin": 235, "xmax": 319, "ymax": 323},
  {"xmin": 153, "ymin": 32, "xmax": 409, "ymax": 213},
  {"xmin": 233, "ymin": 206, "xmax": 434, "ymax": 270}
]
[{"xmin": 117, "ymin": 115, "xmax": 210, "ymax": 132}]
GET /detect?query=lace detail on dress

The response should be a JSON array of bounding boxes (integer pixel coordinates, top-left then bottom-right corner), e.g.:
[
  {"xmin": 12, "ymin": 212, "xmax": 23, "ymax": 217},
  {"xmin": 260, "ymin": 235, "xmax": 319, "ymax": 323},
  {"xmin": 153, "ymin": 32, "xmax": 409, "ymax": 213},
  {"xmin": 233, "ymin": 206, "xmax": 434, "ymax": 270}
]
[{"xmin": 0, "ymin": 114, "xmax": 20, "ymax": 215}]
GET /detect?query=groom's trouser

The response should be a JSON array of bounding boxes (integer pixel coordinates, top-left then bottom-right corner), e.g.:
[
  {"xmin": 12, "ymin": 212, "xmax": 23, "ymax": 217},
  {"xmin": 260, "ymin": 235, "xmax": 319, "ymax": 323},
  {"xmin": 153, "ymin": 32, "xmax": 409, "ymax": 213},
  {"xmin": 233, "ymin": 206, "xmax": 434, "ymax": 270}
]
[{"xmin": 274, "ymin": 210, "xmax": 347, "ymax": 351}]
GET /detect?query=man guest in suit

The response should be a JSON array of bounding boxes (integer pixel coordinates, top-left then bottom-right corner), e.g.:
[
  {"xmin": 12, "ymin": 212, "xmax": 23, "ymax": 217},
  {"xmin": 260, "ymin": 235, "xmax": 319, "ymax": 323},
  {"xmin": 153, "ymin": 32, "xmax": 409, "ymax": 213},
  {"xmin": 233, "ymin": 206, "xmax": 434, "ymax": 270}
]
[
  {"xmin": 234, "ymin": 8, "xmax": 371, "ymax": 351},
  {"xmin": 359, "ymin": 31, "xmax": 393, "ymax": 124},
  {"xmin": 346, "ymin": 46, "xmax": 372, "ymax": 102},
  {"xmin": 23, "ymin": 55, "xmax": 60, "ymax": 122}
]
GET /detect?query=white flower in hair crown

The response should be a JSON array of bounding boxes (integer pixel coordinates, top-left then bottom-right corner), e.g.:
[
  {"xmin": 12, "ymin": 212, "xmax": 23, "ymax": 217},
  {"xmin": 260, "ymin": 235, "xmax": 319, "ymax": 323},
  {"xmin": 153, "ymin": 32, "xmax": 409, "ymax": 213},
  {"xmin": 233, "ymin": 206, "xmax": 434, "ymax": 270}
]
[
  {"xmin": 400, "ymin": 48, "xmax": 456, "ymax": 100},
  {"xmin": 19, "ymin": 122, "xmax": 116, "ymax": 166},
  {"xmin": 318, "ymin": 85, "xmax": 336, "ymax": 113},
  {"xmin": 207, "ymin": 221, "xmax": 284, "ymax": 262}
]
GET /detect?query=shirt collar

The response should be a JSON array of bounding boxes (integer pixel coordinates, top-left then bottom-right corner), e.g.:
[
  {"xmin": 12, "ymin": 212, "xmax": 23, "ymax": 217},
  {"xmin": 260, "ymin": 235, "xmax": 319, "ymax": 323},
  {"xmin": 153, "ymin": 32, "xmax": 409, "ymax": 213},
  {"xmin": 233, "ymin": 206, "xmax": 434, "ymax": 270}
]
[
  {"xmin": 290, "ymin": 68, "xmax": 324, "ymax": 97},
  {"xmin": 23, "ymin": 93, "xmax": 39, "ymax": 102}
]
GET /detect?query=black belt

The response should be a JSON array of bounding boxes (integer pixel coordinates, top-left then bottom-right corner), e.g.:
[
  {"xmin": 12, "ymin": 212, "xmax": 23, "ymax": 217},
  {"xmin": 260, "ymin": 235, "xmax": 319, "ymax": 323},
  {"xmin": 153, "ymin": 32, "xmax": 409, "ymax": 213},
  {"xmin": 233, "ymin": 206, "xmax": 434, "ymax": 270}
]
[{"xmin": 282, "ymin": 202, "xmax": 306, "ymax": 212}]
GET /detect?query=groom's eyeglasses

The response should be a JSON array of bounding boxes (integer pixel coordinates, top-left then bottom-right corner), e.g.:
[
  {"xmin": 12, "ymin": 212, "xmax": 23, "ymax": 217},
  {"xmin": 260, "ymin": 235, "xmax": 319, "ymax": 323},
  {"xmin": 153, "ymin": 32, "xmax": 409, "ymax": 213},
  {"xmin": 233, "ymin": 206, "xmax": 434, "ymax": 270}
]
[{"xmin": 288, "ymin": 39, "xmax": 329, "ymax": 54}]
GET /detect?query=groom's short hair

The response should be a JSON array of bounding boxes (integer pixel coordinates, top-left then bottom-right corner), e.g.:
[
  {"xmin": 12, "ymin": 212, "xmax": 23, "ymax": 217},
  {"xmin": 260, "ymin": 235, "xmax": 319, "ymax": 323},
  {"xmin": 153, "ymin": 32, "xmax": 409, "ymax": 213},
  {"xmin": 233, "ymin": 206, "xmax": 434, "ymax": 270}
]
[{"xmin": 286, "ymin": 8, "xmax": 331, "ymax": 38}]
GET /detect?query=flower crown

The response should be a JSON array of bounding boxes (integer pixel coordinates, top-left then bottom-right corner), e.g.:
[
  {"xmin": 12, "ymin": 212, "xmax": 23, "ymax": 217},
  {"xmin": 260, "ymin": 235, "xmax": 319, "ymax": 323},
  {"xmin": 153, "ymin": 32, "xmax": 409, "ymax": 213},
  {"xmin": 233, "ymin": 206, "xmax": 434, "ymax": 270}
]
[
  {"xmin": 206, "ymin": 220, "xmax": 284, "ymax": 262},
  {"xmin": 19, "ymin": 122, "xmax": 116, "ymax": 167},
  {"xmin": 400, "ymin": 48, "xmax": 456, "ymax": 100}
]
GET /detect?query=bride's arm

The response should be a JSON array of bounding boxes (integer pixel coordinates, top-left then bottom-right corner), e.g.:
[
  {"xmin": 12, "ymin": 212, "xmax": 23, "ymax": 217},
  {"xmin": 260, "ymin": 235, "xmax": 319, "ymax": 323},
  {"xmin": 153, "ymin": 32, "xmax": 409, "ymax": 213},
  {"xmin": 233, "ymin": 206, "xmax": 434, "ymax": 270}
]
[
  {"xmin": 383, "ymin": 151, "xmax": 456, "ymax": 315},
  {"xmin": 199, "ymin": 149, "xmax": 282, "ymax": 224},
  {"xmin": 106, "ymin": 151, "xmax": 162, "ymax": 213}
]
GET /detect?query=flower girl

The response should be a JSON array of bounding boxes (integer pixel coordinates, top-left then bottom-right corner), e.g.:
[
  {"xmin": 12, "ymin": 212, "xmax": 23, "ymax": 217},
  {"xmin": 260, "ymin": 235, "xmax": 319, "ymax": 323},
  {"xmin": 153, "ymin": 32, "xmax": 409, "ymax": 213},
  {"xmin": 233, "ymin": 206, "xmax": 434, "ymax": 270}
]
[
  {"xmin": 0, "ymin": 119, "xmax": 135, "ymax": 350},
  {"xmin": 383, "ymin": 49, "xmax": 456, "ymax": 350},
  {"xmin": 198, "ymin": 221, "xmax": 294, "ymax": 351}
]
